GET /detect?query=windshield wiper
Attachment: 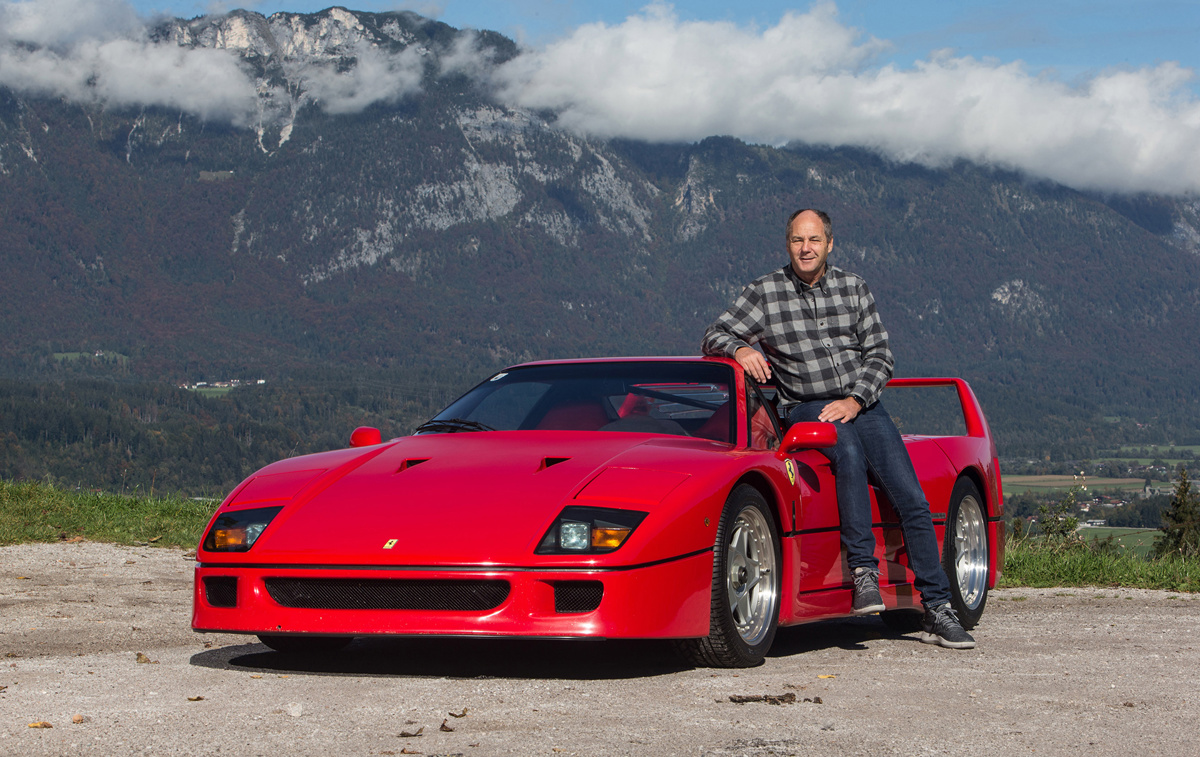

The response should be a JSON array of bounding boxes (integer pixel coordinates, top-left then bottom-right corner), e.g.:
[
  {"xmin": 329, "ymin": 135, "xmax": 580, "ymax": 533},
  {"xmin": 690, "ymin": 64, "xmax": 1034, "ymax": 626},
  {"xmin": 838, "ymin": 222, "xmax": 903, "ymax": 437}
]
[{"xmin": 414, "ymin": 418, "xmax": 496, "ymax": 434}]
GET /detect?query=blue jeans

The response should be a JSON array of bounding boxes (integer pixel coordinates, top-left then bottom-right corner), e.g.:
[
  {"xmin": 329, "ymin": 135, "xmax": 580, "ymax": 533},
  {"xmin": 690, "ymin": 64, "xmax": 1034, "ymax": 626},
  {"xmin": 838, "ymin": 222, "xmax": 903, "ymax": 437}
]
[{"xmin": 788, "ymin": 400, "xmax": 951, "ymax": 609}]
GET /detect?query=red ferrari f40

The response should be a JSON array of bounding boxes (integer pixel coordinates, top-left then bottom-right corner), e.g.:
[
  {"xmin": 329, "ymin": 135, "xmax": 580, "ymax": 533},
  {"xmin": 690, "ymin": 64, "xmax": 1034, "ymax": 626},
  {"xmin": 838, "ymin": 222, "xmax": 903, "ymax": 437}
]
[{"xmin": 193, "ymin": 357, "xmax": 1003, "ymax": 667}]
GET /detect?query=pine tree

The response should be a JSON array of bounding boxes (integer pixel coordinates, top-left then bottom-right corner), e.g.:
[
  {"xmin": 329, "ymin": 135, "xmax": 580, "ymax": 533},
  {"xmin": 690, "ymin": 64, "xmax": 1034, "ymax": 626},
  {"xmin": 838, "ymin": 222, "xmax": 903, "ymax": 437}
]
[{"xmin": 1154, "ymin": 467, "xmax": 1200, "ymax": 559}]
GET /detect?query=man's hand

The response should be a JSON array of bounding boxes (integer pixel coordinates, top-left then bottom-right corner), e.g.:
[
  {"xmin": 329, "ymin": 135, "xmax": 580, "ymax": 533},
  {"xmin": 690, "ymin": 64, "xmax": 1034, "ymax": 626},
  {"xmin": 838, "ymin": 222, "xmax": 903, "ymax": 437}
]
[
  {"xmin": 734, "ymin": 347, "xmax": 772, "ymax": 383},
  {"xmin": 818, "ymin": 397, "xmax": 861, "ymax": 423}
]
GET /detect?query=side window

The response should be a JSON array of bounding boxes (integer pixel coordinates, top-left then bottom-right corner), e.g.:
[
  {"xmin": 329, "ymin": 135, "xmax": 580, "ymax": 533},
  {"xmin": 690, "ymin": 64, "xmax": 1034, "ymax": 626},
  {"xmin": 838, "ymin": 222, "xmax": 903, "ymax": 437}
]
[{"xmin": 745, "ymin": 381, "xmax": 781, "ymax": 451}]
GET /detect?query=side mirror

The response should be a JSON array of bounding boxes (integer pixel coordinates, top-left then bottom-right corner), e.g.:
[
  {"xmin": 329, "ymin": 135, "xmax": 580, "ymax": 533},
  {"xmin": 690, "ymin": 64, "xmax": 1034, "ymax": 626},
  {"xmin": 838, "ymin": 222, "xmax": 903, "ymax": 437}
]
[
  {"xmin": 779, "ymin": 422, "xmax": 837, "ymax": 454},
  {"xmin": 349, "ymin": 426, "xmax": 383, "ymax": 448}
]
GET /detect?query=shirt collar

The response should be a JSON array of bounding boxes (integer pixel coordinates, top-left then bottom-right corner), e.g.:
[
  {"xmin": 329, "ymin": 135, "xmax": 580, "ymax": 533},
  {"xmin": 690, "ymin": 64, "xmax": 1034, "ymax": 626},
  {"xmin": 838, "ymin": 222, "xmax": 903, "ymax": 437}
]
[{"xmin": 785, "ymin": 263, "xmax": 831, "ymax": 293}]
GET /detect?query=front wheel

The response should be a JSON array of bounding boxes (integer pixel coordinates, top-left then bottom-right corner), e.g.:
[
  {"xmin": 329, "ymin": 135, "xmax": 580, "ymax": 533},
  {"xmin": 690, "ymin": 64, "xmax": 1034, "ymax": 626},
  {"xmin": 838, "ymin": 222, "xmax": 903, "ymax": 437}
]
[
  {"xmin": 676, "ymin": 485, "xmax": 781, "ymax": 667},
  {"xmin": 943, "ymin": 478, "xmax": 990, "ymax": 629}
]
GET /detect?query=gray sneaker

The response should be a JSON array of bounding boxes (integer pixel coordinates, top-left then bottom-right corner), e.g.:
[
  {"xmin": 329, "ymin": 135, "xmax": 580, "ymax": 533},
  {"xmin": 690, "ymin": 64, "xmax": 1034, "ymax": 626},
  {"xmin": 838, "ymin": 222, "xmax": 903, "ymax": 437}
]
[
  {"xmin": 851, "ymin": 567, "xmax": 885, "ymax": 615},
  {"xmin": 919, "ymin": 604, "xmax": 976, "ymax": 649}
]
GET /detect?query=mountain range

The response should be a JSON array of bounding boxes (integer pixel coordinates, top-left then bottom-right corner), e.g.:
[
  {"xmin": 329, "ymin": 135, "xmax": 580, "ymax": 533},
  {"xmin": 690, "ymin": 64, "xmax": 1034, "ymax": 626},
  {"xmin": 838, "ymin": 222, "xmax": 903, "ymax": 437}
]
[{"xmin": 2, "ymin": 7, "xmax": 1200, "ymax": 457}]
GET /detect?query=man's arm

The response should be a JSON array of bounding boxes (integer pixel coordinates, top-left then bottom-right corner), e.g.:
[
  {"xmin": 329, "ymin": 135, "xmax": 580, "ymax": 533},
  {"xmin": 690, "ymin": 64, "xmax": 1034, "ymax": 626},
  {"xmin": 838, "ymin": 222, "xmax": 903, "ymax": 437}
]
[{"xmin": 701, "ymin": 282, "xmax": 772, "ymax": 381}]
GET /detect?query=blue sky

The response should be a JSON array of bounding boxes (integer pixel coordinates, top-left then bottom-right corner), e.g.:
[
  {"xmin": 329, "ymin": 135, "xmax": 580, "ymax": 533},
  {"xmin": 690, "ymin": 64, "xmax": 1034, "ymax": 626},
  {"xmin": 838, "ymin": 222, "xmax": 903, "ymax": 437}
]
[{"xmin": 130, "ymin": 0, "xmax": 1200, "ymax": 87}]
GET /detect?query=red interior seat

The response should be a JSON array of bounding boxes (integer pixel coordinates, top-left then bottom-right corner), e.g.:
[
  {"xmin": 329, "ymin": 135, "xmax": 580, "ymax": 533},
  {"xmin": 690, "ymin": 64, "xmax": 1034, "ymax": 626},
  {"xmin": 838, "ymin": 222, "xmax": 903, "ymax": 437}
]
[
  {"xmin": 535, "ymin": 401, "xmax": 610, "ymax": 430},
  {"xmin": 694, "ymin": 401, "xmax": 732, "ymax": 443}
]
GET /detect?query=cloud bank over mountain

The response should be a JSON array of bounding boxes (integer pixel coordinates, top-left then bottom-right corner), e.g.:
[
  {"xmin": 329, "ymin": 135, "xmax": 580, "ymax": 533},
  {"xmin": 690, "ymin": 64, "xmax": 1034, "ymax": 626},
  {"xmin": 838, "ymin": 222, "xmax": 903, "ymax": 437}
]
[
  {"xmin": 490, "ymin": 3, "xmax": 1200, "ymax": 196},
  {"xmin": 3, "ymin": 0, "xmax": 1200, "ymax": 195}
]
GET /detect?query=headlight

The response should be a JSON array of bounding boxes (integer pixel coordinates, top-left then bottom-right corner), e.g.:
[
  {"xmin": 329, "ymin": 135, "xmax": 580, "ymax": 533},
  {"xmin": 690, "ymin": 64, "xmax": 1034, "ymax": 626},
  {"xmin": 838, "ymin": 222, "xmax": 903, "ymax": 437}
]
[
  {"xmin": 202, "ymin": 506, "xmax": 283, "ymax": 552},
  {"xmin": 536, "ymin": 507, "xmax": 648, "ymax": 554}
]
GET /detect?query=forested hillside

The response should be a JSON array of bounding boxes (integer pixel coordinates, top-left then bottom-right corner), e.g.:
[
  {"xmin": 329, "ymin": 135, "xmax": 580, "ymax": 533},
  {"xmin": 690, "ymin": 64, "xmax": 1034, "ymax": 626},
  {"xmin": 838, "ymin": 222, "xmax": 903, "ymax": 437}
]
[{"xmin": 0, "ymin": 374, "xmax": 433, "ymax": 497}]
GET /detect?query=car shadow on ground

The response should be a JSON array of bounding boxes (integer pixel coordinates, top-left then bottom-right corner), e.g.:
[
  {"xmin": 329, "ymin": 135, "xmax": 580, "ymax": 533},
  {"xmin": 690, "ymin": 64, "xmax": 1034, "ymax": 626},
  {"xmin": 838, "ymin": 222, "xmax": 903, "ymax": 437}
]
[
  {"xmin": 190, "ymin": 636, "xmax": 690, "ymax": 680},
  {"xmin": 768, "ymin": 614, "xmax": 918, "ymax": 657},
  {"xmin": 190, "ymin": 616, "xmax": 918, "ymax": 679}
]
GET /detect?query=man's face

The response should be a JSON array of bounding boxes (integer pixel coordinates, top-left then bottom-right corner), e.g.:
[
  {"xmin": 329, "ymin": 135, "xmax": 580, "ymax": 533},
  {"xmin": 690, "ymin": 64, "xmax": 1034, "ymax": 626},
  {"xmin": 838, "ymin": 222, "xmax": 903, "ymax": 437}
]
[{"xmin": 787, "ymin": 212, "xmax": 832, "ymax": 284}]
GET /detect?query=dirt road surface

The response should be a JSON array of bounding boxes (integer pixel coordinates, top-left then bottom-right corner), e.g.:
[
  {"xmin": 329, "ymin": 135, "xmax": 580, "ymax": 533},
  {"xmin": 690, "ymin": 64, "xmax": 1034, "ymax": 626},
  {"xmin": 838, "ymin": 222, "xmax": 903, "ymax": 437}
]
[{"xmin": 2, "ymin": 541, "xmax": 1197, "ymax": 756}]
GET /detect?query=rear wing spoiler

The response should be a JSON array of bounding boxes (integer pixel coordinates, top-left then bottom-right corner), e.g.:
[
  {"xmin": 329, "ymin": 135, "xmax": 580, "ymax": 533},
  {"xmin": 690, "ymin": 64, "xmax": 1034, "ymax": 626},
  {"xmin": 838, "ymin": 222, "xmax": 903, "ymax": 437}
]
[
  {"xmin": 758, "ymin": 376, "xmax": 995, "ymax": 453},
  {"xmin": 886, "ymin": 377, "xmax": 992, "ymax": 441}
]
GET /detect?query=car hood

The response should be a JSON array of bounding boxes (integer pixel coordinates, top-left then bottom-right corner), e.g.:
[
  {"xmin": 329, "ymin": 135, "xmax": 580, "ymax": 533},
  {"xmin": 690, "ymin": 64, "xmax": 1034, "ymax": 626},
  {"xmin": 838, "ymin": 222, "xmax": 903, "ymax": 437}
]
[{"xmin": 225, "ymin": 431, "xmax": 725, "ymax": 566}]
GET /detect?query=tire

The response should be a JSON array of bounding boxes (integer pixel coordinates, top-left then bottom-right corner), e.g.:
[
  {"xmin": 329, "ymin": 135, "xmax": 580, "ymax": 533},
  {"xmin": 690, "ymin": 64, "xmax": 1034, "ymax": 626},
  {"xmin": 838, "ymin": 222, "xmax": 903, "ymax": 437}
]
[
  {"xmin": 676, "ymin": 485, "xmax": 781, "ymax": 667},
  {"xmin": 257, "ymin": 635, "xmax": 353, "ymax": 654},
  {"xmin": 943, "ymin": 477, "xmax": 989, "ymax": 629}
]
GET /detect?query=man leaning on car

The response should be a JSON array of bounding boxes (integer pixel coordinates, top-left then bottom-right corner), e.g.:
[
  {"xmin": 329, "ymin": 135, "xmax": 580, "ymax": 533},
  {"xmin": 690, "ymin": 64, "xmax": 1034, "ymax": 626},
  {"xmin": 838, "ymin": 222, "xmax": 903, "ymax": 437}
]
[{"xmin": 700, "ymin": 208, "xmax": 976, "ymax": 649}]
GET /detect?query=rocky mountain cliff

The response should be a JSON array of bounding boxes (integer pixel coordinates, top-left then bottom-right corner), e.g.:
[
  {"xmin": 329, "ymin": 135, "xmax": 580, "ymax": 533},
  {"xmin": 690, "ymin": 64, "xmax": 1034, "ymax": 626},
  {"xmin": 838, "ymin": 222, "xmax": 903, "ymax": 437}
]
[{"xmin": 3, "ymin": 7, "xmax": 1200, "ymax": 453}]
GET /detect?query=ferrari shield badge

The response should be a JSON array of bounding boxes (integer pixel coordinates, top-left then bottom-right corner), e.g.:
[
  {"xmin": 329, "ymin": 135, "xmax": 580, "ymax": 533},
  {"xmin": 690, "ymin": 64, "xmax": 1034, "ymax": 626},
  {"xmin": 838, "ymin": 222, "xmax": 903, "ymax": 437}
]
[
  {"xmin": 383, "ymin": 539, "xmax": 398, "ymax": 549},
  {"xmin": 785, "ymin": 459, "xmax": 797, "ymax": 487}
]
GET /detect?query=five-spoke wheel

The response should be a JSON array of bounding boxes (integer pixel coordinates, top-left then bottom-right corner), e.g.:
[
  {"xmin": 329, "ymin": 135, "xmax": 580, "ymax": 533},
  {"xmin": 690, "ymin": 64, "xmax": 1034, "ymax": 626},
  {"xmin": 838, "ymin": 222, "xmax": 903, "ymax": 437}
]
[
  {"xmin": 943, "ymin": 478, "xmax": 989, "ymax": 628},
  {"xmin": 677, "ymin": 485, "xmax": 781, "ymax": 667}
]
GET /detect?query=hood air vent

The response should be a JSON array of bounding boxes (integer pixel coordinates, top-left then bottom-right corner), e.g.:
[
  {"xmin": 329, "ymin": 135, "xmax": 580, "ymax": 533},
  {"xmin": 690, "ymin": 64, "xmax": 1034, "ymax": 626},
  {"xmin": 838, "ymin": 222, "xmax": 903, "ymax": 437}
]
[
  {"xmin": 538, "ymin": 457, "xmax": 571, "ymax": 471},
  {"xmin": 396, "ymin": 458, "xmax": 430, "ymax": 473}
]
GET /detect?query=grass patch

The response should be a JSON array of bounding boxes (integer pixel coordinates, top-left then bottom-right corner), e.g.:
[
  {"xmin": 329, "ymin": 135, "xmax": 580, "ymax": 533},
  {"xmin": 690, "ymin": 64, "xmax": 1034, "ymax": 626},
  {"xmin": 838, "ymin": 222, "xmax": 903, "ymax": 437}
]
[
  {"xmin": 1000, "ymin": 537, "xmax": 1200, "ymax": 592},
  {"xmin": 1003, "ymin": 474, "xmax": 1146, "ymax": 494},
  {"xmin": 192, "ymin": 386, "xmax": 233, "ymax": 397},
  {"xmin": 1080, "ymin": 527, "xmax": 1159, "ymax": 557},
  {"xmin": 0, "ymin": 479, "xmax": 214, "ymax": 549},
  {"xmin": 1119, "ymin": 444, "xmax": 1200, "ymax": 455},
  {"xmin": 52, "ymin": 351, "xmax": 129, "ymax": 365}
]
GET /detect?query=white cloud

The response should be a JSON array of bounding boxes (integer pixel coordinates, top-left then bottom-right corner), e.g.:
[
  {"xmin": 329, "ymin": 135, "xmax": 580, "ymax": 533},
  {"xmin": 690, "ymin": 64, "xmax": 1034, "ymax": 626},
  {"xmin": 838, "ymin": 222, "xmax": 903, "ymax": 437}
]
[
  {"xmin": 0, "ymin": 0, "xmax": 430, "ymax": 124},
  {"xmin": 491, "ymin": 2, "xmax": 1200, "ymax": 195},
  {"xmin": 297, "ymin": 42, "xmax": 425, "ymax": 115},
  {"xmin": 0, "ymin": 0, "xmax": 259, "ymax": 123},
  {"xmin": 0, "ymin": 0, "xmax": 141, "ymax": 47},
  {"xmin": 438, "ymin": 29, "xmax": 494, "ymax": 78},
  {"xmin": 0, "ymin": 38, "xmax": 260, "ymax": 123}
]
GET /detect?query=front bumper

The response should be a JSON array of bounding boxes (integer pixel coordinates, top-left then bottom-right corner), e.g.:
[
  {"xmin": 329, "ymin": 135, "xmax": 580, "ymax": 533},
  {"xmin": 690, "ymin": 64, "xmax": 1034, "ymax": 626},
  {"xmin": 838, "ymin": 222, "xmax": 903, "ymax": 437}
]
[{"xmin": 192, "ymin": 551, "xmax": 713, "ymax": 639}]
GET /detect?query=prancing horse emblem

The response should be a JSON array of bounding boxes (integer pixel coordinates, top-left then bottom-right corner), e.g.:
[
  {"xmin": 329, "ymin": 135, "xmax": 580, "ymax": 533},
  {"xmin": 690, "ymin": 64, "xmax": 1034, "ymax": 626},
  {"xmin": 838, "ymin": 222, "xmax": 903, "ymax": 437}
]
[
  {"xmin": 785, "ymin": 459, "xmax": 797, "ymax": 486},
  {"xmin": 383, "ymin": 539, "xmax": 398, "ymax": 549}
]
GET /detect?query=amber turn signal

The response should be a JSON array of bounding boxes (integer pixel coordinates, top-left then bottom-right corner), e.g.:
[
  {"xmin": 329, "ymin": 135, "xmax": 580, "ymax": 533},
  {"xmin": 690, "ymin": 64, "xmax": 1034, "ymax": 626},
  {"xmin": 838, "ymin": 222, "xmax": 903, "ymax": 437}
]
[
  {"xmin": 591, "ymin": 527, "xmax": 632, "ymax": 549},
  {"xmin": 213, "ymin": 528, "xmax": 248, "ymax": 549}
]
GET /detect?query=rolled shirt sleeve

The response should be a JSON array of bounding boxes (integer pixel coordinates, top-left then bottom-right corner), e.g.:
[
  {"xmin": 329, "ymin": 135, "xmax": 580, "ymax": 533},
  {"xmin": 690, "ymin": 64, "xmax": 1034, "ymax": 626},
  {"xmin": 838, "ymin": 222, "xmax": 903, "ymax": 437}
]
[{"xmin": 701, "ymin": 282, "xmax": 767, "ymax": 358}]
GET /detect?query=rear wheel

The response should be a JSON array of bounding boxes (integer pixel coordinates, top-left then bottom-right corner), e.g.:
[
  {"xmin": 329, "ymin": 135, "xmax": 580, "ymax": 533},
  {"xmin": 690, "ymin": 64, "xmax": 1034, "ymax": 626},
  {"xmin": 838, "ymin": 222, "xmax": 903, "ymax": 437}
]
[
  {"xmin": 943, "ymin": 478, "xmax": 989, "ymax": 629},
  {"xmin": 257, "ymin": 635, "xmax": 353, "ymax": 654},
  {"xmin": 676, "ymin": 485, "xmax": 781, "ymax": 668}
]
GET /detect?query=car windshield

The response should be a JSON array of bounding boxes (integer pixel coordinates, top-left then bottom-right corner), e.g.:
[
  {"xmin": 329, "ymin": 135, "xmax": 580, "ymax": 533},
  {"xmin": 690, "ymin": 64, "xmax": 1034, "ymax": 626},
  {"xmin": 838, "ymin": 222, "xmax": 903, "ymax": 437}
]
[{"xmin": 423, "ymin": 361, "xmax": 736, "ymax": 442}]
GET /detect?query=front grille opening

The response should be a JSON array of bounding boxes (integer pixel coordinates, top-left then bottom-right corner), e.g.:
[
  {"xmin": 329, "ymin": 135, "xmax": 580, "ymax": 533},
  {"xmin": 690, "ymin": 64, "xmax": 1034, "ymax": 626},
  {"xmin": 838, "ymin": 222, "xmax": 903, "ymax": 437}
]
[
  {"xmin": 554, "ymin": 580, "xmax": 603, "ymax": 613},
  {"xmin": 204, "ymin": 576, "xmax": 238, "ymax": 608},
  {"xmin": 263, "ymin": 577, "xmax": 510, "ymax": 611}
]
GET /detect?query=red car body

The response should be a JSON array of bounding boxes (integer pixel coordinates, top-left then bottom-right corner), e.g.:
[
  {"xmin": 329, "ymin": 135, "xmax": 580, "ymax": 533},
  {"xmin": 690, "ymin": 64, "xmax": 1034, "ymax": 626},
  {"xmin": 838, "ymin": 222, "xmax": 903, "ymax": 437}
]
[{"xmin": 192, "ymin": 356, "xmax": 1004, "ymax": 665}]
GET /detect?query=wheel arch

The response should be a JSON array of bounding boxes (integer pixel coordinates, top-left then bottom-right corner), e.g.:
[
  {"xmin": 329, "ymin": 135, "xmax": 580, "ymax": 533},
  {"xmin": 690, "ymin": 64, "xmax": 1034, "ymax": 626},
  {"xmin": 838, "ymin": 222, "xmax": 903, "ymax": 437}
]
[
  {"xmin": 956, "ymin": 464, "xmax": 992, "ymax": 517},
  {"xmin": 732, "ymin": 470, "xmax": 785, "ymax": 533},
  {"xmin": 953, "ymin": 464, "xmax": 1002, "ymax": 581}
]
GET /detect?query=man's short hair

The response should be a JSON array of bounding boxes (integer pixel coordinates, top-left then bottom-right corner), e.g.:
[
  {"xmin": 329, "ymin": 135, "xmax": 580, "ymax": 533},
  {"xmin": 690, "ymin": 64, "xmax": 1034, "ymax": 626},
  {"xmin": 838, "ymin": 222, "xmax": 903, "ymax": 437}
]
[{"xmin": 786, "ymin": 208, "xmax": 832, "ymax": 240}]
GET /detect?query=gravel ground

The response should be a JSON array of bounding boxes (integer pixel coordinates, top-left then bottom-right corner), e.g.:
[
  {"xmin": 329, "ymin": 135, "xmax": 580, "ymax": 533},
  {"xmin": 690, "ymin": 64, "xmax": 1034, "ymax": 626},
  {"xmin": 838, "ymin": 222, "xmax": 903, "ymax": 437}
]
[{"xmin": 1, "ymin": 541, "xmax": 1198, "ymax": 756}]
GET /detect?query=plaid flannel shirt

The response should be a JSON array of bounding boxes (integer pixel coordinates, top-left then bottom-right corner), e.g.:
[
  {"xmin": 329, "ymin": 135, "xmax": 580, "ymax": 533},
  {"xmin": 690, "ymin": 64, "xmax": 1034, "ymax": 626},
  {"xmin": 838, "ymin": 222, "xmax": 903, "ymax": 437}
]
[{"xmin": 701, "ymin": 264, "xmax": 894, "ymax": 410}]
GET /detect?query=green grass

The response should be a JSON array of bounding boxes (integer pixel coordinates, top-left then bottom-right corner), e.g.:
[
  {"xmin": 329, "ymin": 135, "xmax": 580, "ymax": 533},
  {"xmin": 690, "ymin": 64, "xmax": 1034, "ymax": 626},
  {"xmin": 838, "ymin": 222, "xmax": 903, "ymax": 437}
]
[
  {"xmin": 0, "ymin": 479, "xmax": 215, "ymax": 549},
  {"xmin": 1000, "ymin": 537, "xmax": 1200, "ymax": 592},
  {"xmin": 1003, "ymin": 475, "xmax": 1146, "ymax": 494},
  {"xmin": 1113, "ymin": 458, "xmax": 1189, "ymax": 466},
  {"xmin": 1119, "ymin": 445, "xmax": 1200, "ymax": 455},
  {"xmin": 1079, "ymin": 526, "xmax": 1159, "ymax": 557},
  {"xmin": 192, "ymin": 386, "xmax": 233, "ymax": 397},
  {"xmin": 53, "ymin": 351, "xmax": 129, "ymax": 365}
]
